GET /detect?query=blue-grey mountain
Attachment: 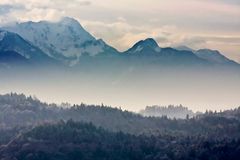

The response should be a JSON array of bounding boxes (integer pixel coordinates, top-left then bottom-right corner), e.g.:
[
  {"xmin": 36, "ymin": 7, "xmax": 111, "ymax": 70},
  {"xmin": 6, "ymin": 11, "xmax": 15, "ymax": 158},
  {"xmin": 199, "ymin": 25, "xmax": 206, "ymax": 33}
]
[
  {"xmin": 1, "ymin": 17, "xmax": 239, "ymax": 69},
  {"xmin": 0, "ymin": 30, "xmax": 59, "ymax": 69}
]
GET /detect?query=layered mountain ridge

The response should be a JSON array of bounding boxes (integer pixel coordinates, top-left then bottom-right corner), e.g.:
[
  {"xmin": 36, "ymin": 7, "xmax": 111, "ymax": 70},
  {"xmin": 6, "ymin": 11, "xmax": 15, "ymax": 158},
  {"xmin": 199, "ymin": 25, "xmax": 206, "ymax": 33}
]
[{"xmin": 0, "ymin": 17, "xmax": 239, "ymax": 69}]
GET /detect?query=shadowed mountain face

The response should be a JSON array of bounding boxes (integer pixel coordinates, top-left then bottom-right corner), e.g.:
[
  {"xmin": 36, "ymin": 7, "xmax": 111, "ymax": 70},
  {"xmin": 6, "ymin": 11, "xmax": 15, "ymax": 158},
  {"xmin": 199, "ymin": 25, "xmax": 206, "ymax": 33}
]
[
  {"xmin": 0, "ymin": 51, "xmax": 29, "ymax": 65},
  {"xmin": 0, "ymin": 30, "xmax": 60, "ymax": 69}
]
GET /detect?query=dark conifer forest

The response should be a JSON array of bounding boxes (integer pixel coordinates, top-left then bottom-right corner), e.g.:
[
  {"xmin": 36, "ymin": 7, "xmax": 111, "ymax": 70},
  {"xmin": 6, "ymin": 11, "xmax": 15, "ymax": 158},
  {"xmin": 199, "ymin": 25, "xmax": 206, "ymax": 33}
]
[{"xmin": 0, "ymin": 93, "xmax": 240, "ymax": 160}]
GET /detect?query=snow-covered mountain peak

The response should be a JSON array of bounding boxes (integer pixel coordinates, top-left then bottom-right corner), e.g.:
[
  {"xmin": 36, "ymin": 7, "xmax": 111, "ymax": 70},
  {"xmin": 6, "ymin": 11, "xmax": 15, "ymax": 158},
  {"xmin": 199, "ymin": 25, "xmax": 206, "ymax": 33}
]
[
  {"xmin": 59, "ymin": 17, "xmax": 81, "ymax": 26},
  {"xmin": 2, "ymin": 17, "xmax": 105, "ymax": 63}
]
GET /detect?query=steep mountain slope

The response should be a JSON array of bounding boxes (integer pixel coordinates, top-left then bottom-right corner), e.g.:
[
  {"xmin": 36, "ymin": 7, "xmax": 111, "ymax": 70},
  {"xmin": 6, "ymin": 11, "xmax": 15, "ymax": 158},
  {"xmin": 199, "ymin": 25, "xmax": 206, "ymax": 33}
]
[
  {"xmin": 0, "ymin": 30, "xmax": 58, "ymax": 68},
  {"xmin": 3, "ymin": 17, "xmax": 119, "ymax": 66}
]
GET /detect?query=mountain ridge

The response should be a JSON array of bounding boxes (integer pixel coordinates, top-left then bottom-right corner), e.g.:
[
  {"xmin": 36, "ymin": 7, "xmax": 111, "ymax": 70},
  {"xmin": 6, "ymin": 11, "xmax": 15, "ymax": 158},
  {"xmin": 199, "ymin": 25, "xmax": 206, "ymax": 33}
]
[
  {"xmin": 2, "ymin": 17, "xmax": 119, "ymax": 66},
  {"xmin": 1, "ymin": 17, "xmax": 239, "ymax": 69}
]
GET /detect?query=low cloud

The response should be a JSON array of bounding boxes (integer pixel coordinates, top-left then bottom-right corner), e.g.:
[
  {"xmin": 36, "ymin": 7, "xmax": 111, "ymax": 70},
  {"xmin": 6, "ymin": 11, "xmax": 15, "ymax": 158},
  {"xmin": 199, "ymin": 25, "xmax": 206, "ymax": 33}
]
[
  {"xmin": 155, "ymin": 37, "xmax": 169, "ymax": 43},
  {"xmin": 78, "ymin": 1, "xmax": 92, "ymax": 6}
]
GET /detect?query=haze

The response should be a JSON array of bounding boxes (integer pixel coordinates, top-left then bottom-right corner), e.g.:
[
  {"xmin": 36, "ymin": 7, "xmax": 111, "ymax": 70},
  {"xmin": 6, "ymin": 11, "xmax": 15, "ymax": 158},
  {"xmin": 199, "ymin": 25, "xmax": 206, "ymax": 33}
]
[
  {"xmin": 0, "ymin": 69, "xmax": 239, "ymax": 112},
  {"xmin": 0, "ymin": 0, "xmax": 239, "ymax": 112}
]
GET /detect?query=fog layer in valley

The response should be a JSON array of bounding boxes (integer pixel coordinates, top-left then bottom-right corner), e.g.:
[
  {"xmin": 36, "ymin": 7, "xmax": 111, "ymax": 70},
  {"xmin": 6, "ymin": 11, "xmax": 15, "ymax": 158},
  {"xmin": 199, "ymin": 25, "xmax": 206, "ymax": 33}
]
[{"xmin": 1, "ymin": 67, "xmax": 239, "ymax": 112}]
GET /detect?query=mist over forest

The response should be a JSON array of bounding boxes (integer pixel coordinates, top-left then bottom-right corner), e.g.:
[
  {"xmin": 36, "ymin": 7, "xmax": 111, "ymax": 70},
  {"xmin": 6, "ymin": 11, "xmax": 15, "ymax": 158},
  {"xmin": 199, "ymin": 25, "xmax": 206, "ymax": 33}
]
[
  {"xmin": 1, "ymin": 66, "xmax": 240, "ymax": 112},
  {"xmin": 0, "ymin": 93, "xmax": 240, "ymax": 159},
  {"xmin": 0, "ymin": 3, "xmax": 240, "ymax": 158}
]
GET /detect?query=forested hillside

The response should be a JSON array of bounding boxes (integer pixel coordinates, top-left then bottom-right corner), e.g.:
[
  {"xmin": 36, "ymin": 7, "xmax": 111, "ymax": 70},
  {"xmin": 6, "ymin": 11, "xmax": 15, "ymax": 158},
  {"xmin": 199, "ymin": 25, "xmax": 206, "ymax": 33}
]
[
  {"xmin": 1, "ymin": 93, "xmax": 240, "ymax": 136},
  {"xmin": 1, "ymin": 120, "xmax": 240, "ymax": 160},
  {"xmin": 0, "ymin": 93, "xmax": 240, "ymax": 159}
]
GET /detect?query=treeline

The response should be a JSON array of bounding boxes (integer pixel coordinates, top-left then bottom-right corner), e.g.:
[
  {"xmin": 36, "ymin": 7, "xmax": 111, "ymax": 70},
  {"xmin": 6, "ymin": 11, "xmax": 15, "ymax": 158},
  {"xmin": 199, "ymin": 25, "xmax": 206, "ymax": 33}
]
[
  {"xmin": 1, "ymin": 120, "xmax": 239, "ymax": 160},
  {"xmin": 0, "ymin": 93, "xmax": 240, "ymax": 159},
  {"xmin": 139, "ymin": 105, "xmax": 196, "ymax": 119},
  {"xmin": 0, "ymin": 93, "xmax": 240, "ymax": 137}
]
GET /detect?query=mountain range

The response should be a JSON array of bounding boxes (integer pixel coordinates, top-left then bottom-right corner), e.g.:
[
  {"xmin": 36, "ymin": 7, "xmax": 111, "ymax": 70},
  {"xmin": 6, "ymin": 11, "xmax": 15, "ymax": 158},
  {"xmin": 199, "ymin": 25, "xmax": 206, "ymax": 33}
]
[{"xmin": 0, "ymin": 17, "xmax": 239, "ymax": 70}]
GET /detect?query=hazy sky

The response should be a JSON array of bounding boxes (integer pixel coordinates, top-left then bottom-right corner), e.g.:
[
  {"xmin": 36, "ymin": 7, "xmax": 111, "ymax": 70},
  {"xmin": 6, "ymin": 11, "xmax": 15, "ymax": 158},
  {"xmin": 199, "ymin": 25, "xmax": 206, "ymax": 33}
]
[{"xmin": 0, "ymin": 0, "xmax": 239, "ymax": 62}]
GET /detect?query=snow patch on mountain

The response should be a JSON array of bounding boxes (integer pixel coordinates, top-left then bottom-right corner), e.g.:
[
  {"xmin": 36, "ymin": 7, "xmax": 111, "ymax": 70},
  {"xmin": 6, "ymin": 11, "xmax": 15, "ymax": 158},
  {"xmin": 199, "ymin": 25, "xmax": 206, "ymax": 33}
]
[{"xmin": 84, "ymin": 44, "xmax": 104, "ymax": 56}]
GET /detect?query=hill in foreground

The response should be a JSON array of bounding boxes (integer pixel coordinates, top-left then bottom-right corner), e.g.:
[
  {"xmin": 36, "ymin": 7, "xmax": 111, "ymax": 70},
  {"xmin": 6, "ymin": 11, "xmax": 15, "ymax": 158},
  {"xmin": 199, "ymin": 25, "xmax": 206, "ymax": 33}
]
[{"xmin": 0, "ymin": 120, "xmax": 240, "ymax": 160}]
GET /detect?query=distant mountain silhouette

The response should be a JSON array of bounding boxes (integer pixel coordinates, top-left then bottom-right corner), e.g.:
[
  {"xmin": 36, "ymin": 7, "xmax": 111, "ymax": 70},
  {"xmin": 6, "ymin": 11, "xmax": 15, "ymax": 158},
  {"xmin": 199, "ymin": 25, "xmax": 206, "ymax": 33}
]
[
  {"xmin": 195, "ymin": 49, "xmax": 239, "ymax": 66},
  {"xmin": 1, "ymin": 17, "xmax": 239, "ymax": 69}
]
